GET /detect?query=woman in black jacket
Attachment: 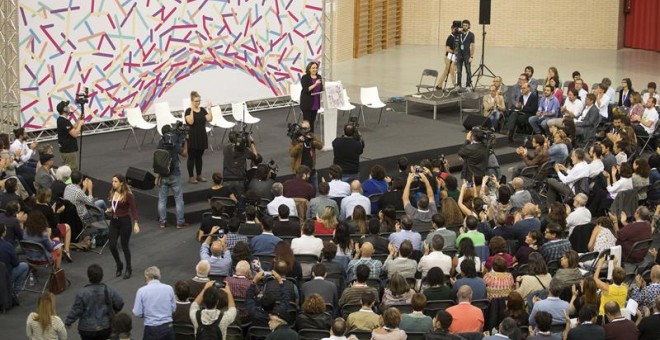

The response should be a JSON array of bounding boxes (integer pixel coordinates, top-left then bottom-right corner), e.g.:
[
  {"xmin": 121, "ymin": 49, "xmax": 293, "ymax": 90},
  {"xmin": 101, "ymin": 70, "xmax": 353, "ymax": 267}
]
[
  {"xmin": 295, "ymin": 294, "xmax": 332, "ymax": 331},
  {"xmin": 299, "ymin": 62, "xmax": 323, "ymax": 132}
]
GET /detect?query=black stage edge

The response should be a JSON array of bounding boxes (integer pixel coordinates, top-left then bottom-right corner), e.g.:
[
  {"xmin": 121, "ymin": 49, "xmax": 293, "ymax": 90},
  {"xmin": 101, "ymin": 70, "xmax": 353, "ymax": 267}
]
[{"xmin": 45, "ymin": 101, "xmax": 517, "ymax": 224}]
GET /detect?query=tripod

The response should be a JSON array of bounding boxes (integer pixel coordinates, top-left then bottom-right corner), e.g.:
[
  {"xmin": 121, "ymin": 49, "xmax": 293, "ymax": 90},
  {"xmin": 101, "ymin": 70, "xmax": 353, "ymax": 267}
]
[{"xmin": 471, "ymin": 23, "xmax": 496, "ymax": 88}]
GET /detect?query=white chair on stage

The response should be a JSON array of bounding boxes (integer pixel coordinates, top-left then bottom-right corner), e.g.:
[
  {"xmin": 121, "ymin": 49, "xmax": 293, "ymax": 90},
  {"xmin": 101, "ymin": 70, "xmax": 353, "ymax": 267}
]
[
  {"xmin": 209, "ymin": 105, "xmax": 236, "ymax": 146},
  {"xmin": 359, "ymin": 86, "xmax": 387, "ymax": 127},
  {"xmin": 338, "ymin": 89, "xmax": 356, "ymax": 117},
  {"xmin": 122, "ymin": 107, "xmax": 156, "ymax": 151},
  {"xmin": 154, "ymin": 102, "xmax": 180, "ymax": 136},
  {"xmin": 287, "ymin": 82, "xmax": 303, "ymax": 123},
  {"xmin": 231, "ymin": 101, "xmax": 261, "ymax": 139}
]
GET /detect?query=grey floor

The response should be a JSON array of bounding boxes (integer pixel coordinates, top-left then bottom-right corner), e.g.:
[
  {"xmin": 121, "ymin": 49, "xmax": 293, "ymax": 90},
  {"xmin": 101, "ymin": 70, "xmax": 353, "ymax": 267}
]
[{"xmin": 3, "ymin": 45, "xmax": 660, "ymax": 339}]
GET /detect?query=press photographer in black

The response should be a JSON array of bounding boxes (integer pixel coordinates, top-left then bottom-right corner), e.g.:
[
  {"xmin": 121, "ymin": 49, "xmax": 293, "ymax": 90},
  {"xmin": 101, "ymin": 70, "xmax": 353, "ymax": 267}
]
[
  {"xmin": 332, "ymin": 123, "xmax": 364, "ymax": 183},
  {"xmin": 457, "ymin": 127, "xmax": 489, "ymax": 180},
  {"xmin": 288, "ymin": 120, "xmax": 323, "ymax": 193},
  {"xmin": 56, "ymin": 100, "xmax": 84, "ymax": 171},
  {"xmin": 222, "ymin": 130, "xmax": 258, "ymax": 197}
]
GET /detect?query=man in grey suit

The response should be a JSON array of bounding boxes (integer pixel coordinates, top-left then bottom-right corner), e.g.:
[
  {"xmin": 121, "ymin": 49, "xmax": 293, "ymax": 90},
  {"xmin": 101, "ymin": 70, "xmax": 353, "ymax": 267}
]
[
  {"xmin": 302, "ymin": 263, "xmax": 338, "ymax": 308},
  {"xmin": 307, "ymin": 181, "xmax": 339, "ymax": 220},
  {"xmin": 574, "ymin": 93, "xmax": 600, "ymax": 140}
]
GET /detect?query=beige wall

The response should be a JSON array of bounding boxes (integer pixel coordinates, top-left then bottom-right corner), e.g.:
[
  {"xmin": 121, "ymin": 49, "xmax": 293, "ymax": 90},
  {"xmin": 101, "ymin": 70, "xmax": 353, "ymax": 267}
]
[{"xmin": 332, "ymin": 0, "xmax": 623, "ymax": 63}]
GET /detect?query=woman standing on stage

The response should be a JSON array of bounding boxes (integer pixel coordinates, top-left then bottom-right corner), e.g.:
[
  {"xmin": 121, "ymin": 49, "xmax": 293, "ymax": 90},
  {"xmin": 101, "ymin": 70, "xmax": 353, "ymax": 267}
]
[
  {"xmin": 299, "ymin": 62, "xmax": 323, "ymax": 132},
  {"xmin": 107, "ymin": 174, "xmax": 139, "ymax": 279},
  {"xmin": 185, "ymin": 91, "xmax": 212, "ymax": 184}
]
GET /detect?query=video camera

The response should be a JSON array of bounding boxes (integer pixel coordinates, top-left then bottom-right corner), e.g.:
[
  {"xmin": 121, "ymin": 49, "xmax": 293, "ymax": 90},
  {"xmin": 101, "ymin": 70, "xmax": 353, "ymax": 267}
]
[
  {"xmin": 345, "ymin": 116, "xmax": 362, "ymax": 141},
  {"xmin": 287, "ymin": 123, "xmax": 308, "ymax": 141},
  {"xmin": 162, "ymin": 121, "xmax": 189, "ymax": 148},
  {"xmin": 230, "ymin": 125, "xmax": 252, "ymax": 151},
  {"xmin": 76, "ymin": 87, "xmax": 89, "ymax": 106},
  {"xmin": 267, "ymin": 159, "xmax": 279, "ymax": 177},
  {"xmin": 471, "ymin": 126, "xmax": 496, "ymax": 149}
]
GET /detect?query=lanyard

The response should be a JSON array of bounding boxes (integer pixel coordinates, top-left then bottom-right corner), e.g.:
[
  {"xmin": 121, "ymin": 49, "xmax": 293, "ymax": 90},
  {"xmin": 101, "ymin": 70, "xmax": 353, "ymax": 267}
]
[{"xmin": 111, "ymin": 192, "xmax": 120, "ymax": 213}]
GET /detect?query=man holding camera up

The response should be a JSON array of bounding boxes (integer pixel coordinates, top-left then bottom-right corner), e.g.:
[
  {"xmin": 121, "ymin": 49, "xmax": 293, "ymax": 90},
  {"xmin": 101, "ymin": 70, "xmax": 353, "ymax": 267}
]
[
  {"xmin": 223, "ymin": 131, "xmax": 258, "ymax": 197},
  {"xmin": 457, "ymin": 128, "xmax": 489, "ymax": 181},
  {"xmin": 56, "ymin": 101, "xmax": 84, "ymax": 171},
  {"xmin": 289, "ymin": 120, "xmax": 323, "ymax": 194},
  {"xmin": 332, "ymin": 123, "xmax": 365, "ymax": 183},
  {"xmin": 156, "ymin": 125, "xmax": 187, "ymax": 229}
]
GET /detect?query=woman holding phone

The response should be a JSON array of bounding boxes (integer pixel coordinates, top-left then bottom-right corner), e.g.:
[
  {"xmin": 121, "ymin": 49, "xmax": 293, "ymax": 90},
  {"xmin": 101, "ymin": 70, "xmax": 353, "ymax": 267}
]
[{"xmin": 299, "ymin": 62, "xmax": 323, "ymax": 132}]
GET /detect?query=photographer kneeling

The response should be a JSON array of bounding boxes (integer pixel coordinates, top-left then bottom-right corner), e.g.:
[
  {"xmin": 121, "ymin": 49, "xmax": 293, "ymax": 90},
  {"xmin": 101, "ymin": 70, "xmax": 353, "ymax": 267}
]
[
  {"xmin": 223, "ymin": 130, "xmax": 258, "ymax": 197},
  {"xmin": 458, "ymin": 127, "xmax": 489, "ymax": 181},
  {"xmin": 288, "ymin": 120, "xmax": 323, "ymax": 194}
]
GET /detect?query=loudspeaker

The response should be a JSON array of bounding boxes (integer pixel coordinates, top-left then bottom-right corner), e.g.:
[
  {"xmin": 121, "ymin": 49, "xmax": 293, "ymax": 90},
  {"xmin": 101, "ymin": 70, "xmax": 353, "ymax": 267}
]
[
  {"xmin": 462, "ymin": 114, "xmax": 492, "ymax": 131},
  {"xmin": 479, "ymin": 0, "xmax": 492, "ymax": 25},
  {"xmin": 125, "ymin": 167, "xmax": 155, "ymax": 190}
]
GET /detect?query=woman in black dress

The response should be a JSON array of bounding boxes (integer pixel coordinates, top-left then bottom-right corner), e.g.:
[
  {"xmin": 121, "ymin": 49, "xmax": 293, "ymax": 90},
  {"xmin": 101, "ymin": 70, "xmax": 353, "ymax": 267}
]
[
  {"xmin": 299, "ymin": 62, "xmax": 323, "ymax": 132},
  {"xmin": 185, "ymin": 91, "xmax": 212, "ymax": 184}
]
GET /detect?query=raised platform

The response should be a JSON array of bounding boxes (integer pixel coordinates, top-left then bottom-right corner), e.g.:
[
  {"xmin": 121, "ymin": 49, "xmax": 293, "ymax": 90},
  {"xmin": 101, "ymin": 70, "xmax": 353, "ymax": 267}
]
[{"xmin": 47, "ymin": 101, "xmax": 517, "ymax": 224}]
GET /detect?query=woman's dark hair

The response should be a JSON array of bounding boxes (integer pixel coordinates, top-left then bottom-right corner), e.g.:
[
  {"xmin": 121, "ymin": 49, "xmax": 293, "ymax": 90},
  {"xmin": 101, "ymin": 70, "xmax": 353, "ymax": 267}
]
[
  {"xmin": 527, "ymin": 230, "xmax": 544, "ymax": 247},
  {"xmin": 622, "ymin": 78, "xmax": 633, "ymax": 91},
  {"xmin": 504, "ymin": 291, "xmax": 526, "ymax": 321},
  {"xmin": 472, "ymin": 197, "xmax": 486, "ymax": 214},
  {"xmin": 489, "ymin": 236, "xmax": 508, "ymax": 255},
  {"xmin": 547, "ymin": 201, "xmax": 567, "ymax": 230},
  {"xmin": 370, "ymin": 165, "xmax": 386, "ymax": 181},
  {"xmin": 274, "ymin": 242, "xmax": 295, "ymax": 274},
  {"xmin": 302, "ymin": 294, "xmax": 326, "ymax": 314},
  {"xmin": 212, "ymin": 172, "xmax": 223, "ymax": 185},
  {"xmin": 619, "ymin": 162, "xmax": 633, "ymax": 178},
  {"xmin": 460, "ymin": 258, "xmax": 477, "ymax": 278},
  {"xmin": 497, "ymin": 186, "xmax": 512, "ymax": 205},
  {"xmin": 305, "ymin": 61, "xmax": 319, "ymax": 75},
  {"xmin": 231, "ymin": 241, "xmax": 252, "ymax": 269},
  {"xmin": 634, "ymin": 158, "xmax": 651, "ymax": 178},
  {"xmin": 492, "ymin": 256, "xmax": 508, "ymax": 272},
  {"xmin": 112, "ymin": 312, "xmax": 133, "ymax": 337},
  {"xmin": 25, "ymin": 210, "xmax": 49, "ymax": 237},
  {"xmin": 333, "ymin": 222, "xmax": 352, "ymax": 253},
  {"xmin": 0, "ymin": 133, "xmax": 10, "ymax": 150},
  {"xmin": 445, "ymin": 175, "xmax": 458, "ymax": 191},
  {"xmin": 595, "ymin": 216, "xmax": 613, "ymax": 232},
  {"xmin": 351, "ymin": 205, "xmax": 368, "ymax": 234},
  {"xmin": 387, "ymin": 273, "xmax": 410, "ymax": 297},
  {"xmin": 382, "ymin": 308, "xmax": 401, "ymax": 329},
  {"xmin": 563, "ymin": 250, "xmax": 579, "ymax": 269},
  {"xmin": 527, "ymin": 252, "xmax": 548, "ymax": 275},
  {"xmin": 458, "ymin": 237, "xmax": 476, "ymax": 258},
  {"xmin": 379, "ymin": 205, "xmax": 396, "ymax": 233},
  {"xmin": 425, "ymin": 267, "xmax": 445, "ymax": 286}
]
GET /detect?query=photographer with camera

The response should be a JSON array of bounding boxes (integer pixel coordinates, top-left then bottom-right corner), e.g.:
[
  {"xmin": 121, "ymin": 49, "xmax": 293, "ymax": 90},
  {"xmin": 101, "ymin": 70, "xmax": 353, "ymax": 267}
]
[
  {"xmin": 289, "ymin": 120, "xmax": 323, "ymax": 194},
  {"xmin": 223, "ymin": 130, "xmax": 258, "ymax": 197},
  {"xmin": 156, "ymin": 125, "xmax": 188, "ymax": 229},
  {"xmin": 458, "ymin": 128, "xmax": 489, "ymax": 181},
  {"xmin": 332, "ymin": 123, "xmax": 365, "ymax": 183},
  {"xmin": 56, "ymin": 101, "xmax": 83, "ymax": 171}
]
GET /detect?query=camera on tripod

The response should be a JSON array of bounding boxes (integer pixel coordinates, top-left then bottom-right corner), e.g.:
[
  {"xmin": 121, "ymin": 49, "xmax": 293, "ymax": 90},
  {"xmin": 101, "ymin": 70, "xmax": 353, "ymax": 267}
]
[
  {"xmin": 230, "ymin": 124, "xmax": 252, "ymax": 151},
  {"xmin": 76, "ymin": 87, "xmax": 89, "ymax": 106},
  {"xmin": 346, "ymin": 117, "xmax": 362, "ymax": 141},
  {"xmin": 471, "ymin": 126, "xmax": 496, "ymax": 149},
  {"xmin": 267, "ymin": 159, "xmax": 279, "ymax": 179},
  {"xmin": 162, "ymin": 121, "xmax": 189, "ymax": 148}
]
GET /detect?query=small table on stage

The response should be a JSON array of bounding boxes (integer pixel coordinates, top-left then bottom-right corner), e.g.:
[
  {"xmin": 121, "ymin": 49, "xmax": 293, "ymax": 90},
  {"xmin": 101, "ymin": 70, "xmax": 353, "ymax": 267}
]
[{"xmin": 405, "ymin": 90, "xmax": 462, "ymax": 120}]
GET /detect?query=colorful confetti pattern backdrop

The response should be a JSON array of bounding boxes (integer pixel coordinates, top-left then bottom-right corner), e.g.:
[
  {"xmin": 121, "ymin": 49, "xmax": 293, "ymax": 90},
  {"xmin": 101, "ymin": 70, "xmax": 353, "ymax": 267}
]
[{"xmin": 18, "ymin": 0, "xmax": 323, "ymax": 130}]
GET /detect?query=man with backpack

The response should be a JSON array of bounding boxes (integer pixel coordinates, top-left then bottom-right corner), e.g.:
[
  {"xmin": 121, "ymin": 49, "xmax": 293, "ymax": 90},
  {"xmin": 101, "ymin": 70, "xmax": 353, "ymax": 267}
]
[
  {"xmin": 155, "ymin": 124, "xmax": 188, "ymax": 229},
  {"xmin": 189, "ymin": 280, "xmax": 237, "ymax": 340}
]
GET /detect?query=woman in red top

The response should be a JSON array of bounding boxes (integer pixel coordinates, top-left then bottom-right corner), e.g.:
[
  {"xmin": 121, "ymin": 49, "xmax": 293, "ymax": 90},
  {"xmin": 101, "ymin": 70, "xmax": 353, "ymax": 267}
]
[
  {"xmin": 107, "ymin": 174, "xmax": 140, "ymax": 279},
  {"xmin": 314, "ymin": 206, "xmax": 337, "ymax": 235}
]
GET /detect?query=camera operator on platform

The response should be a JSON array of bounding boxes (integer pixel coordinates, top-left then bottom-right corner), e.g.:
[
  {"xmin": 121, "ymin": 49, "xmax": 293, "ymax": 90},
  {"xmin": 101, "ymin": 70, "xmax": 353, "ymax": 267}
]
[
  {"xmin": 157, "ymin": 125, "xmax": 188, "ymax": 229},
  {"xmin": 223, "ymin": 130, "xmax": 258, "ymax": 197},
  {"xmin": 289, "ymin": 120, "xmax": 323, "ymax": 194},
  {"xmin": 332, "ymin": 123, "xmax": 364, "ymax": 183},
  {"xmin": 458, "ymin": 128, "xmax": 489, "ymax": 180},
  {"xmin": 56, "ymin": 101, "xmax": 84, "ymax": 171}
]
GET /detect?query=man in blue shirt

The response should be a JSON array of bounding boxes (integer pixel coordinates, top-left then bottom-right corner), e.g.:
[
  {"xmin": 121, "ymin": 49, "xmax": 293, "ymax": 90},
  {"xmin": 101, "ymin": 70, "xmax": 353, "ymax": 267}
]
[
  {"xmin": 528, "ymin": 278, "xmax": 569, "ymax": 330},
  {"xmin": 529, "ymin": 85, "xmax": 561, "ymax": 135},
  {"xmin": 0, "ymin": 224, "xmax": 29, "ymax": 293},
  {"xmin": 132, "ymin": 266, "xmax": 176, "ymax": 339},
  {"xmin": 250, "ymin": 216, "xmax": 282, "ymax": 255},
  {"xmin": 200, "ymin": 226, "xmax": 232, "ymax": 278},
  {"xmin": 388, "ymin": 216, "xmax": 423, "ymax": 251},
  {"xmin": 157, "ymin": 125, "xmax": 187, "ymax": 229}
]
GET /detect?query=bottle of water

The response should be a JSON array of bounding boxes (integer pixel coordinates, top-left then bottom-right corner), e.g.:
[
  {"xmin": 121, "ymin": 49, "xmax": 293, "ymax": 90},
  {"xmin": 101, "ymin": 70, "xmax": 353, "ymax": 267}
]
[
  {"xmin": 91, "ymin": 235, "xmax": 96, "ymax": 249},
  {"xmin": 28, "ymin": 274, "xmax": 35, "ymax": 287}
]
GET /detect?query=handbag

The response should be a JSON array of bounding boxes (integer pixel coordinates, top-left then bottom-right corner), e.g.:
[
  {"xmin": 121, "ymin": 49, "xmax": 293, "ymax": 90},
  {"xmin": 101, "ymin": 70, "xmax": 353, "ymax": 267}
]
[{"xmin": 48, "ymin": 268, "xmax": 68, "ymax": 294}]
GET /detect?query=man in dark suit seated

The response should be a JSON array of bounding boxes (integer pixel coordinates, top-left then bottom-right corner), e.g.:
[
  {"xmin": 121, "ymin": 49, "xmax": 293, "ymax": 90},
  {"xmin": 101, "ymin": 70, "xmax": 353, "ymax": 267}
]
[
  {"xmin": 302, "ymin": 263, "xmax": 338, "ymax": 308},
  {"xmin": 377, "ymin": 177, "xmax": 404, "ymax": 211},
  {"xmin": 359, "ymin": 219, "xmax": 389, "ymax": 255},
  {"xmin": 574, "ymin": 93, "xmax": 601, "ymax": 141},
  {"xmin": 272, "ymin": 205, "xmax": 300, "ymax": 238},
  {"xmin": 566, "ymin": 304, "xmax": 604, "ymax": 340},
  {"xmin": 238, "ymin": 205, "xmax": 262, "ymax": 236},
  {"xmin": 507, "ymin": 82, "xmax": 539, "ymax": 143}
]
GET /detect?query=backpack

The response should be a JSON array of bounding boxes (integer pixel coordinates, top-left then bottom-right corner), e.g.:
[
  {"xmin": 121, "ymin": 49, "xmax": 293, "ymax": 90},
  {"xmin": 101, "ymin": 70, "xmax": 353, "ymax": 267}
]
[
  {"xmin": 153, "ymin": 149, "xmax": 172, "ymax": 176},
  {"xmin": 195, "ymin": 309, "xmax": 222, "ymax": 340}
]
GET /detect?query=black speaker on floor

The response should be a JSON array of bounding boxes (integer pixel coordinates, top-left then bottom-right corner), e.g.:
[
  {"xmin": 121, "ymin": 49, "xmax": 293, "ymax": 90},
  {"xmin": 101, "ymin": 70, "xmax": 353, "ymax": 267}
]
[
  {"xmin": 462, "ymin": 114, "xmax": 492, "ymax": 131},
  {"xmin": 479, "ymin": 0, "xmax": 492, "ymax": 25},
  {"xmin": 125, "ymin": 167, "xmax": 155, "ymax": 190}
]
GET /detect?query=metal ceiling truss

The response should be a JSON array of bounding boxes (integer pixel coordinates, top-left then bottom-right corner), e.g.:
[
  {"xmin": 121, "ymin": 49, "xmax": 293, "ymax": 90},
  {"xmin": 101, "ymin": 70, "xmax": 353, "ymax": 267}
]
[{"xmin": 0, "ymin": 0, "xmax": 20, "ymax": 135}]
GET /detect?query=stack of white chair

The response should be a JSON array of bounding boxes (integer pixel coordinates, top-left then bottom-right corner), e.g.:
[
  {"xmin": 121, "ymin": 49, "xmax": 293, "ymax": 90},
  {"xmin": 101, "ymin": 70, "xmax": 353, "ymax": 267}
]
[{"xmin": 122, "ymin": 107, "xmax": 156, "ymax": 151}]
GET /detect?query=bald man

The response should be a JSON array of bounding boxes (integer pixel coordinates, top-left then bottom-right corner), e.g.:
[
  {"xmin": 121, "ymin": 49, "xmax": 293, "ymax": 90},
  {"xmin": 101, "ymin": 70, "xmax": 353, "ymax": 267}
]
[
  {"xmin": 632, "ymin": 265, "xmax": 660, "ymax": 311},
  {"xmin": 346, "ymin": 242, "xmax": 382, "ymax": 282},
  {"xmin": 200, "ymin": 225, "xmax": 232, "ymax": 278},
  {"xmin": 340, "ymin": 180, "xmax": 371, "ymax": 221},
  {"xmin": 225, "ymin": 260, "xmax": 253, "ymax": 320},
  {"xmin": 510, "ymin": 177, "xmax": 532, "ymax": 209},
  {"xmin": 446, "ymin": 285, "xmax": 484, "ymax": 334},
  {"xmin": 186, "ymin": 260, "xmax": 211, "ymax": 297},
  {"xmin": 604, "ymin": 300, "xmax": 638, "ymax": 339}
]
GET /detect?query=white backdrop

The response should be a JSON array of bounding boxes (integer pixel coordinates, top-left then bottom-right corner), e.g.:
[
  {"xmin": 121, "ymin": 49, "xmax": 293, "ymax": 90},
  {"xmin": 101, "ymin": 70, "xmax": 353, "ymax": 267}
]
[{"xmin": 18, "ymin": 0, "xmax": 323, "ymax": 130}]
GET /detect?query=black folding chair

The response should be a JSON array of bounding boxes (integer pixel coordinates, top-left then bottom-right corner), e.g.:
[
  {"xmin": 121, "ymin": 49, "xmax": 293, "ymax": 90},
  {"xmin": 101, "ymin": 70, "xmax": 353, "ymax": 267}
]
[{"xmin": 19, "ymin": 240, "xmax": 57, "ymax": 294}]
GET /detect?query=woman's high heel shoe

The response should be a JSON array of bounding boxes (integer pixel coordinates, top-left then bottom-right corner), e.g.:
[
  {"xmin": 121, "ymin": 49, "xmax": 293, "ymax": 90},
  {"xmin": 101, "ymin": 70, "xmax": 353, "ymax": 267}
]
[
  {"xmin": 123, "ymin": 268, "xmax": 132, "ymax": 279},
  {"xmin": 115, "ymin": 263, "xmax": 123, "ymax": 278}
]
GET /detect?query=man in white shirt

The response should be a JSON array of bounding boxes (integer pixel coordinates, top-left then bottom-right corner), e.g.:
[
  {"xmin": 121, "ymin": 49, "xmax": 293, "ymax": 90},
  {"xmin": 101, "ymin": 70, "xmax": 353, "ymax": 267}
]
[
  {"xmin": 594, "ymin": 83, "xmax": 611, "ymax": 119},
  {"xmin": 291, "ymin": 220, "xmax": 324, "ymax": 257},
  {"xmin": 9, "ymin": 128, "xmax": 38, "ymax": 173},
  {"xmin": 340, "ymin": 180, "xmax": 371, "ymax": 221},
  {"xmin": 266, "ymin": 183, "xmax": 297, "ymax": 216},
  {"xmin": 587, "ymin": 144, "xmax": 604, "ymax": 178},
  {"xmin": 566, "ymin": 193, "xmax": 592, "ymax": 235},
  {"xmin": 418, "ymin": 235, "xmax": 452, "ymax": 279},
  {"xmin": 546, "ymin": 148, "xmax": 591, "ymax": 205},
  {"xmin": 547, "ymin": 88, "xmax": 584, "ymax": 130},
  {"xmin": 634, "ymin": 97, "xmax": 659, "ymax": 137},
  {"xmin": 327, "ymin": 164, "xmax": 351, "ymax": 198},
  {"xmin": 574, "ymin": 79, "xmax": 588, "ymax": 103}
]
